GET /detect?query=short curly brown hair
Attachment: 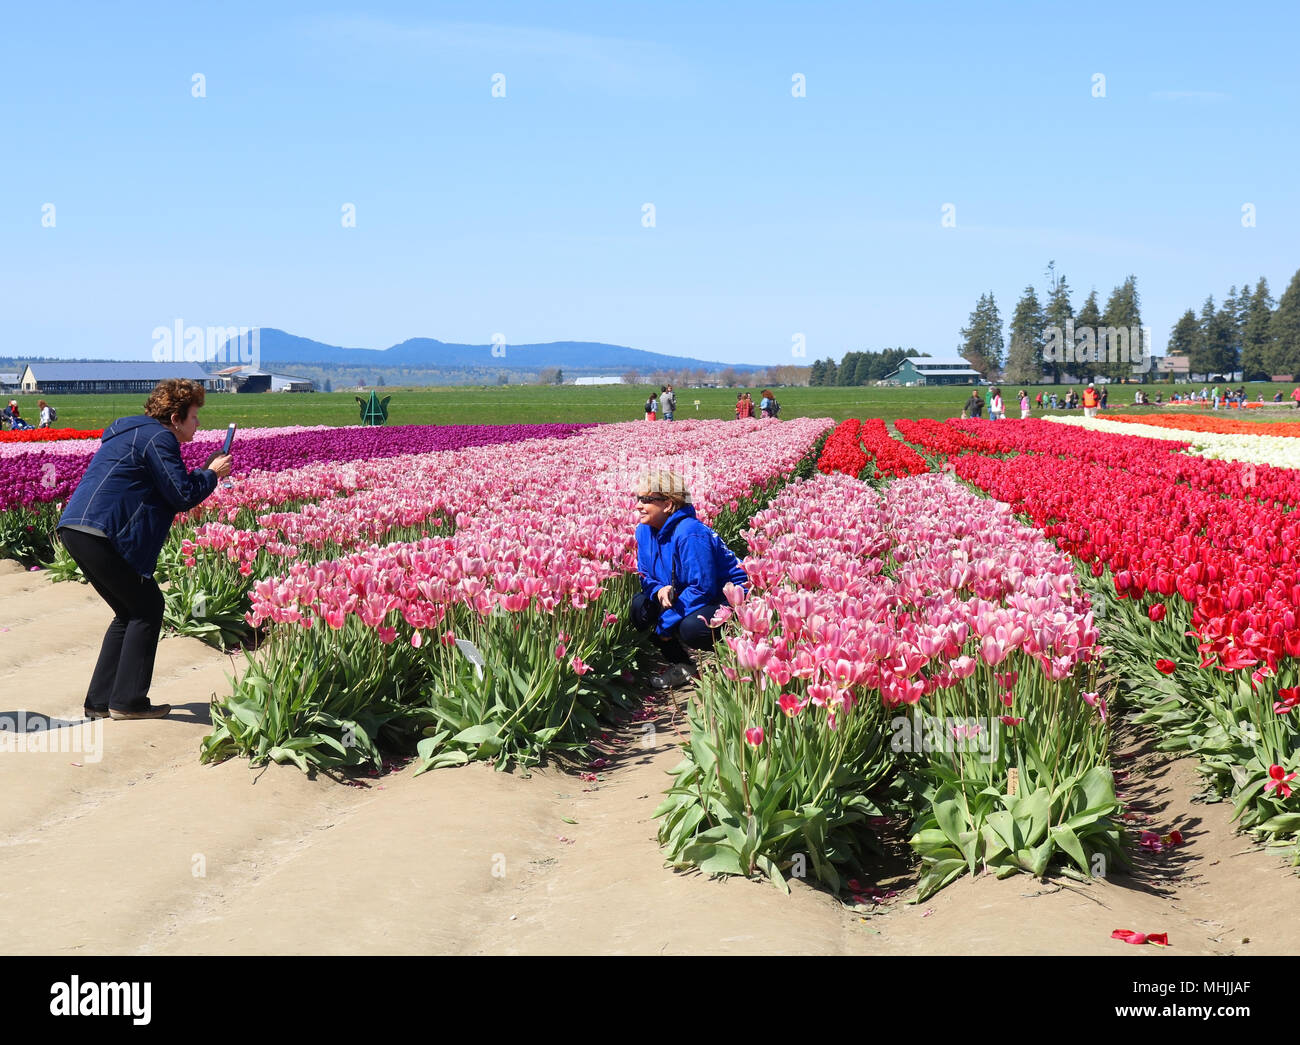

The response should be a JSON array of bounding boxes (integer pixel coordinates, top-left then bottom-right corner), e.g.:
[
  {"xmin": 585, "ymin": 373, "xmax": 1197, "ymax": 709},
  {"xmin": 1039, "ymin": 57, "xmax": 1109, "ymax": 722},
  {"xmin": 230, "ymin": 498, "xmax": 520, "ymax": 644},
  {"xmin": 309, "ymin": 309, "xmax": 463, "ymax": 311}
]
[{"xmin": 144, "ymin": 379, "xmax": 206, "ymax": 424}]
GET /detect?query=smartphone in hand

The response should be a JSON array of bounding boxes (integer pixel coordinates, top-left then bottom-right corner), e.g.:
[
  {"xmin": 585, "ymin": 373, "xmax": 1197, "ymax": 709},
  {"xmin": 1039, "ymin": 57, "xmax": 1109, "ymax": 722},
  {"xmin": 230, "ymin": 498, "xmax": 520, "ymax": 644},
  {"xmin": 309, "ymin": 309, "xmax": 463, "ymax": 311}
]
[{"xmin": 205, "ymin": 423, "xmax": 237, "ymax": 469}]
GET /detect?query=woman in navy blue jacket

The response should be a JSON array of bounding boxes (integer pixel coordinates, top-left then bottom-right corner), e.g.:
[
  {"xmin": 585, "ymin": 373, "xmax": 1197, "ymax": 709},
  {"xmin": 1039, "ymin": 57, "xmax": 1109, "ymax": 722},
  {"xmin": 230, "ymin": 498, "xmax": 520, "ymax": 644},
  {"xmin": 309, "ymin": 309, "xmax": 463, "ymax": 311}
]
[
  {"xmin": 57, "ymin": 380, "xmax": 232, "ymax": 720},
  {"xmin": 631, "ymin": 469, "xmax": 748, "ymax": 680}
]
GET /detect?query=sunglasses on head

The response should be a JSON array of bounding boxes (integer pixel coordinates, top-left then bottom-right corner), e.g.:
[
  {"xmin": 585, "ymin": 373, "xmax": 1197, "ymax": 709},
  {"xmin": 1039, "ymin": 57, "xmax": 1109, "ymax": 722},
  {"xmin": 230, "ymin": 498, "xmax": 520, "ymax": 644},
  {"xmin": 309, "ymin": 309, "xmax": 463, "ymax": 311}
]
[{"xmin": 637, "ymin": 494, "xmax": 668, "ymax": 504}]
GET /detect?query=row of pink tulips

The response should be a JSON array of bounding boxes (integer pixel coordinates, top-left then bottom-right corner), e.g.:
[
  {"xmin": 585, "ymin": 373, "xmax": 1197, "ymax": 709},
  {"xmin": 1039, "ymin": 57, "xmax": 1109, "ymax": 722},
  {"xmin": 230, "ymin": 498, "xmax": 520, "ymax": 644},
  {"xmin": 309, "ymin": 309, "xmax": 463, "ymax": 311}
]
[{"xmin": 658, "ymin": 470, "xmax": 1120, "ymax": 897}]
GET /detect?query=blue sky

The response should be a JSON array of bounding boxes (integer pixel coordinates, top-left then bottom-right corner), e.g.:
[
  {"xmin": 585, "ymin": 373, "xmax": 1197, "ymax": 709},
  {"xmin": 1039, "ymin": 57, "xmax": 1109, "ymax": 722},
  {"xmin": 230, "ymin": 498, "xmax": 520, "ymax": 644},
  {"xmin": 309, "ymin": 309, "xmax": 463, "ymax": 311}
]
[{"xmin": 2, "ymin": 1, "xmax": 1297, "ymax": 365}]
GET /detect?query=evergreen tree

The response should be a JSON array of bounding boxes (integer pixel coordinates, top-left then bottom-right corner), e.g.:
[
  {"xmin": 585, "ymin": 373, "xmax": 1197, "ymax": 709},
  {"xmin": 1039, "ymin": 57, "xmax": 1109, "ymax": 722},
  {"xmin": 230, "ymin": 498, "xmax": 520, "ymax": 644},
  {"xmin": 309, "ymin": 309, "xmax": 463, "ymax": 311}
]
[
  {"xmin": 1004, "ymin": 284, "xmax": 1044, "ymax": 384},
  {"xmin": 822, "ymin": 357, "xmax": 838, "ymax": 385},
  {"xmin": 1268, "ymin": 268, "xmax": 1300, "ymax": 379},
  {"xmin": 1222, "ymin": 286, "xmax": 1242, "ymax": 375},
  {"xmin": 1042, "ymin": 261, "xmax": 1073, "ymax": 384},
  {"xmin": 1189, "ymin": 296, "xmax": 1216, "ymax": 377},
  {"xmin": 1167, "ymin": 310, "xmax": 1198, "ymax": 381},
  {"xmin": 1072, "ymin": 289, "xmax": 1102, "ymax": 382},
  {"xmin": 1240, "ymin": 279, "xmax": 1276, "ymax": 380},
  {"xmin": 836, "ymin": 352, "xmax": 859, "ymax": 386},
  {"xmin": 323, "ymin": 378, "xmax": 333, "ymax": 393},
  {"xmin": 1213, "ymin": 300, "xmax": 1240, "ymax": 377},
  {"xmin": 1100, "ymin": 275, "xmax": 1143, "ymax": 383},
  {"xmin": 1191, "ymin": 295, "xmax": 1235, "ymax": 378},
  {"xmin": 958, "ymin": 292, "xmax": 1004, "ymax": 378},
  {"xmin": 809, "ymin": 359, "xmax": 826, "ymax": 386}
]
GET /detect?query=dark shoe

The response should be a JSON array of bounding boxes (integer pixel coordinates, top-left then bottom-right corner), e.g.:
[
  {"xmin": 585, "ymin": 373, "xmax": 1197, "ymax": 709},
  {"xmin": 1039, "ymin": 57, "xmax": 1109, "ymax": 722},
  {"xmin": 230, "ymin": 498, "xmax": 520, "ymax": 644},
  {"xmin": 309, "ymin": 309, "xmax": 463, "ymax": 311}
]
[
  {"xmin": 109, "ymin": 703, "xmax": 172, "ymax": 720},
  {"xmin": 83, "ymin": 706, "xmax": 111, "ymax": 720}
]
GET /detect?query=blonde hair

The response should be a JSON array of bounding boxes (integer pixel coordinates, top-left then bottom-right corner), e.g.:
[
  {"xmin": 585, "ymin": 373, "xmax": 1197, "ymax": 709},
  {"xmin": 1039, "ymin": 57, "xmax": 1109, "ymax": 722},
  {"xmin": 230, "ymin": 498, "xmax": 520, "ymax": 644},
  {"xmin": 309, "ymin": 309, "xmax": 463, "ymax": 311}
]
[{"xmin": 636, "ymin": 467, "xmax": 691, "ymax": 508}]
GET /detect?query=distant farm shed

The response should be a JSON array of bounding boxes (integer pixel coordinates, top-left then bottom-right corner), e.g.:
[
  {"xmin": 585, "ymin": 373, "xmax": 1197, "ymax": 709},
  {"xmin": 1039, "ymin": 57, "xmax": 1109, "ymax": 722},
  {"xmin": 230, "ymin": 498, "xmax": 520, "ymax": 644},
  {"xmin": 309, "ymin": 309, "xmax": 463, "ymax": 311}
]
[
  {"xmin": 19, "ymin": 362, "xmax": 217, "ymax": 395},
  {"xmin": 883, "ymin": 358, "xmax": 982, "ymax": 386}
]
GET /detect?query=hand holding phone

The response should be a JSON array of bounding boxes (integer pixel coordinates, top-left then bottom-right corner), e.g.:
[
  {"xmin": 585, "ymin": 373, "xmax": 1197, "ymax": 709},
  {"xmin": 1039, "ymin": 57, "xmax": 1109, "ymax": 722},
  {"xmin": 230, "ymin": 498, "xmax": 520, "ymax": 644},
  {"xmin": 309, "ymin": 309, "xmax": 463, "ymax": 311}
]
[{"xmin": 205, "ymin": 424, "xmax": 237, "ymax": 470}]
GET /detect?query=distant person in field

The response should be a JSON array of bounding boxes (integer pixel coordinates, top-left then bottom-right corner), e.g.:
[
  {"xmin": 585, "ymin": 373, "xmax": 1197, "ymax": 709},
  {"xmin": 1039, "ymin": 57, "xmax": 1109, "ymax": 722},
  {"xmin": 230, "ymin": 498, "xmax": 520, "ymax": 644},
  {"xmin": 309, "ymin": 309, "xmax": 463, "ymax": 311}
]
[
  {"xmin": 1081, "ymin": 383, "xmax": 1100, "ymax": 418},
  {"xmin": 1035, "ymin": 391, "xmax": 1044, "ymax": 410},
  {"xmin": 56, "ymin": 379, "xmax": 233, "ymax": 721},
  {"xmin": 759, "ymin": 390, "xmax": 773, "ymax": 418},
  {"xmin": 644, "ymin": 391, "xmax": 658, "ymax": 421},
  {"xmin": 963, "ymin": 390, "xmax": 983, "ymax": 419},
  {"xmin": 1101, "ymin": 387, "xmax": 1109, "ymax": 409},
  {"xmin": 988, "ymin": 387, "xmax": 1004, "ymax": 420},
  {"xmin": 661, "ymin": 385, "xmax": 676, "ymax": 421},
  {"xmin": 630, "ymin": 468, "xmax": 748, "ymax": 687},
  {"xmin": 5, "ymin": 400, "xmax": 33, "ymax": 430},
  {"xmin": 38, "ymin": 400, "xmax": 52, "ymax": 428},
  {"xmin": 1019, "ymin": 390, "xmax": 1030, "ymax": 419}
]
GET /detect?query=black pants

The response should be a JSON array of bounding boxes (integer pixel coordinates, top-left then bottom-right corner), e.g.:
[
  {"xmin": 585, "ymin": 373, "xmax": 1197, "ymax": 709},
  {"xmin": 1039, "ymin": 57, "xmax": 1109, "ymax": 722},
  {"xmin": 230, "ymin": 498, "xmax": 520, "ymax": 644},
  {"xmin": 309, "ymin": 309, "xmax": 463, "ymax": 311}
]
[
  {"xmin": 58, "ymin": 528, "xmax": 165, "ymax": 712},
  {"xmin": 630, "ymin": 592, "xmax": 723, "ymax": 663}
]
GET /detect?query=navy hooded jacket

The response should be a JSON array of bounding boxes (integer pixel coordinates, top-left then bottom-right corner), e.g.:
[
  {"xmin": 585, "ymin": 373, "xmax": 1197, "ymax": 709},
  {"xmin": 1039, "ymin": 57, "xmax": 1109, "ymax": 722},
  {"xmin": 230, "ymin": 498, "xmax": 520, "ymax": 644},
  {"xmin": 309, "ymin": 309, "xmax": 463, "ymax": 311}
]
[
  {"xmin": 635, "ymin": 504, "xmax": 749, "ymax": 635},
  {"xmin": 58, "ymin": 415, "xmax": 218, "ymax": 578}
]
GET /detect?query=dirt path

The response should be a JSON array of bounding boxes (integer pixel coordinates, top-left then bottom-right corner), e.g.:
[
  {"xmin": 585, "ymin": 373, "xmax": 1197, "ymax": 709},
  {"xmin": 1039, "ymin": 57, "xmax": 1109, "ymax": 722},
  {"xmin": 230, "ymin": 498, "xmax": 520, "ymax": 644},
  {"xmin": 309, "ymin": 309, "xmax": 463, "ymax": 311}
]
[{"xmin": 2, "ymin": 566, "xmax": 1296, "ymax": 955}]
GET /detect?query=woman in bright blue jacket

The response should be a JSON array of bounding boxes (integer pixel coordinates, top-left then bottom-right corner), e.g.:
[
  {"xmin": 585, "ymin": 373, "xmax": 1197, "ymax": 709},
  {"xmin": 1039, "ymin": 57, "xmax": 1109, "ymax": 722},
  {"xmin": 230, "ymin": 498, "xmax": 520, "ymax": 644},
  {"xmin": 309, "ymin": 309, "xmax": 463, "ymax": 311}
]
[
  {"xmin": 630, "ymin": 469, "xmax": 748, "ymax": 678},
  {"xmin": 57, "ymin": 379, "xmax": 232, "ymax": 720}
]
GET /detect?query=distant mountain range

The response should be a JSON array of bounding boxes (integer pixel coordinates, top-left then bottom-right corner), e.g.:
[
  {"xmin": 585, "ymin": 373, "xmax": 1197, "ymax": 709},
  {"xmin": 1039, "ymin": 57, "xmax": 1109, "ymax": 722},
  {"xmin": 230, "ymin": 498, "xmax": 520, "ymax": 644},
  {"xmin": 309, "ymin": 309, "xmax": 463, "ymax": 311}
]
[{"xmin": 223, "ymin": 329, "xmax": 764, "ymax": 375}]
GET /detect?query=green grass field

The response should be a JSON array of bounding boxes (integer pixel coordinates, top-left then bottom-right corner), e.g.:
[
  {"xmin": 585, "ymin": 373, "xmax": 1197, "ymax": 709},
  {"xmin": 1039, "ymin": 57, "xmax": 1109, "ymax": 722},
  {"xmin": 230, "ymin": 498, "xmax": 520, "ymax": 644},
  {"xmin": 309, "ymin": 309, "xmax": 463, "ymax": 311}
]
[{"xmin": 15, "ymin": 382, "xmax": 1300, "ymax": 430}]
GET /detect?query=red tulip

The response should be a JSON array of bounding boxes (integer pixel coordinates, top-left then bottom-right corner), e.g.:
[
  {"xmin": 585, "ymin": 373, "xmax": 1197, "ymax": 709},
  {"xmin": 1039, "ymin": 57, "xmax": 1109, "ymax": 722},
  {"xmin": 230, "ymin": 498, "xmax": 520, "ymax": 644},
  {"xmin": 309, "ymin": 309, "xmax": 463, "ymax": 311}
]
[
  {"xmin": 1265, "ymin": 764, "xmax": 1296, "ymax": 800},
  {"xmin": 1155, "ymin": 658, "xmax": 1177, "ymax": 674},
  {"xmin": 1148, "ymin": 603, "xmax": 1167, "ymax": 622},
  {"xmin": 744, "ymin": 727, "xmax": 765, "ymax": 747}
]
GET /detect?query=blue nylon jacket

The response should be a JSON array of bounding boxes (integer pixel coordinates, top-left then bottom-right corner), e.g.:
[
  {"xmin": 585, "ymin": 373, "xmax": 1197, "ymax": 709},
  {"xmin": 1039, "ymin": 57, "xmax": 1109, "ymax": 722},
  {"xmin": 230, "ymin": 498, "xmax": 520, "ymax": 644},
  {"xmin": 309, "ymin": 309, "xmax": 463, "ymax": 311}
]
[
  {"xmin": 635, "ymin": 505, "xmax": 748, "ymax": 635},
  {"xmin": 58, "ymin": 415, "xmax": 218, "ymax": 577}
]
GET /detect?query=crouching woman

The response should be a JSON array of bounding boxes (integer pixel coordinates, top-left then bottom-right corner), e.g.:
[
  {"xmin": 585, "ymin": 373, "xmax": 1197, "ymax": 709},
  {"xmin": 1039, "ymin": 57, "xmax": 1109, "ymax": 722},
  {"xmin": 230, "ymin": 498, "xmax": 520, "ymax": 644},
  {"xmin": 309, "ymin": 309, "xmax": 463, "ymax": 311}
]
[{"xmin": 630, "ymin": 469, "xmax": 747, "ymax": 679}]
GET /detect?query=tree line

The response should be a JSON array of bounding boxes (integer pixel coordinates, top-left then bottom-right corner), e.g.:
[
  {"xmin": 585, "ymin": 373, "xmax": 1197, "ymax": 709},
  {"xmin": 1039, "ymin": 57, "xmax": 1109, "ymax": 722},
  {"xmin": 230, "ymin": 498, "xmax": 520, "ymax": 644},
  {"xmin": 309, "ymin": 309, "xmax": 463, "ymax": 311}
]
[
  {"xmin": 957, "ymin": 263, "xmax": 1300, "ymax": 383},
  {"xmin": 959, "ymin": 263, "xmax": 1145, "ymax": 384},
  {"xmin": 1168, "ymin": 271, "xmax": 1300, "ymax": 380},
  {"xmin": 806, "ymin": 348, "xmax": 922, "ymax": 386}
]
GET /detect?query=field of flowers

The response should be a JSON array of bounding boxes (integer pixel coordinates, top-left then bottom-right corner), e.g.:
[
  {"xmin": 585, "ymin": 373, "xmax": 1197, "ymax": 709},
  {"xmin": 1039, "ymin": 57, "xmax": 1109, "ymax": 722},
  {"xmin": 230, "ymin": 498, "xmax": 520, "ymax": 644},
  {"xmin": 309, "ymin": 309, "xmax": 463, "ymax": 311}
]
[
  {"xmin": 1108, "ymin": 413, "xmax": 1300, "ymax": 438},
  {"xmin": 186, "ymin": 418, "xmax": 834, "ymax": 771},
  {"xmin": 11, "ymin": 407, "xmax": 1300, "ymax": 902},
  {"xmin": 1046, "ymin": 414, "xmax": 1300, "ymax": 467},
  {"xmin": 0, "ymin": 423, "xmax": 589, "ymax": 564},
  {"xmin": 657, "ymin": 461, "xmax": 1119, "ymax": 897},
  {"xmin": 897, "ymin": 416, "xmax": 1300, "ymax": 861}
]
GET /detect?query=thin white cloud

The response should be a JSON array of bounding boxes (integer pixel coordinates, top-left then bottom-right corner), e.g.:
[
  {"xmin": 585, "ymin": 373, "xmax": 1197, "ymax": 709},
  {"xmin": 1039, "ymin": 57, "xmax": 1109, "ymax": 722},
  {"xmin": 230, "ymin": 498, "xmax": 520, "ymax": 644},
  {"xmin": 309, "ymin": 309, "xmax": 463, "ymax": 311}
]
[
  {"xmin": 297, "ymin": 14, "xmax": 690, "ymax": 93},
  {"xmin": 1150, "ymin": 90, "xmax": 1230, "ymax": 101}
]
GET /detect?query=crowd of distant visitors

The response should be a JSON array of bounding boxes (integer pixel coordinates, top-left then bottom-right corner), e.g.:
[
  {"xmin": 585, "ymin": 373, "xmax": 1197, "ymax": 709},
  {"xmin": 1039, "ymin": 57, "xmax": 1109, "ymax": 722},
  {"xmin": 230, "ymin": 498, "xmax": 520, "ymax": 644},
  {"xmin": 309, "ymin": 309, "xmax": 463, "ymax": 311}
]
[
  {"xmin": 963, "ymin": 383, "xmax": 1300, "ymax": 418},
  {"xmin": 641, "ymin": 386, "xmax": 782, "ymax": 422}
]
